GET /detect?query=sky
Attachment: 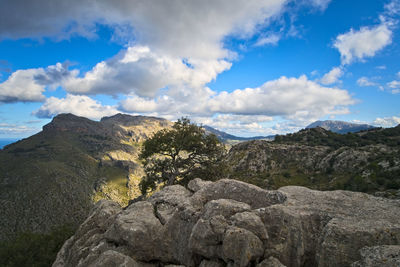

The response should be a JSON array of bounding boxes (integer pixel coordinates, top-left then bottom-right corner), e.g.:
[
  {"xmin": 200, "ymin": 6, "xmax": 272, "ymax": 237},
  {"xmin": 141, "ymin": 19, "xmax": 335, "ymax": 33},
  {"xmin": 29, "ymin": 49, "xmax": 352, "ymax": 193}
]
[{"xmin": 0, "ymin": 0, "xmax": 400, "ymax": 138}]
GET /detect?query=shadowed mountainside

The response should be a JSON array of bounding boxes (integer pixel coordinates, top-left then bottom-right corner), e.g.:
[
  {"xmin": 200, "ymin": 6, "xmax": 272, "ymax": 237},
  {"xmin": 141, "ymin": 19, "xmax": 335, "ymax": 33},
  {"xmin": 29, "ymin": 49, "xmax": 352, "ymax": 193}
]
[{"xmin": 0, "ymin": 113, "xmax": 172, "ymax": 241}]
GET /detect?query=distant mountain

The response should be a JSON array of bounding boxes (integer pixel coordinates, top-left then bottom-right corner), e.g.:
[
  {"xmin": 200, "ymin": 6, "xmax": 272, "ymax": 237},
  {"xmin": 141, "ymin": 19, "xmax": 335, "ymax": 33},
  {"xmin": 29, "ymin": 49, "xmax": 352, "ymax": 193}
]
[
  {"xmin": 203, "ymin": 125, "xmax": 274, "ymax": 143},
  {"xmin": 306, "ymin": 120, "xmax": 376, "ymax": 134}
]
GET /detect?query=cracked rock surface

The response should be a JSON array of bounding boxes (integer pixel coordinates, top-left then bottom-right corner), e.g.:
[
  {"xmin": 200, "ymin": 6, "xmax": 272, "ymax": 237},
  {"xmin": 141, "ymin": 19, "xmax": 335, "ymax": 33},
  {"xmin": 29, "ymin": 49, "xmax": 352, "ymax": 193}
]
[{"xmin": 53, "ymin": 179, "xmax": 400, "ymax": 267}]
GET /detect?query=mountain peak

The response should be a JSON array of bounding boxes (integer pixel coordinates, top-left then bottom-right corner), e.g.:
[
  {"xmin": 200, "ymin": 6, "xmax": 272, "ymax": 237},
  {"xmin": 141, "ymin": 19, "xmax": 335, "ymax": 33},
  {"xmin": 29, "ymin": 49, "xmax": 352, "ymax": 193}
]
[
  {"xmin": 100, "ymin": 113, "xmax": 170, "ymax": 127},
  {"xmin": 42, "ymin": 113, "xmax": 102, "ymax": 133},
  {"xmin": 306, "ymin": 120, "xmax": 375, "ymax": 134}
]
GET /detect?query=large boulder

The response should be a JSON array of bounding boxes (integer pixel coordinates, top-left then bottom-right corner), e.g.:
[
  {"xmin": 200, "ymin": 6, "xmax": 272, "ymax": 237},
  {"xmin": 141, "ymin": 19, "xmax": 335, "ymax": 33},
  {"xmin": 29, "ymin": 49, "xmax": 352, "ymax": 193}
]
[{"xmin": 53, "ymin": 179, "xmax": 400, "ymax": 267}]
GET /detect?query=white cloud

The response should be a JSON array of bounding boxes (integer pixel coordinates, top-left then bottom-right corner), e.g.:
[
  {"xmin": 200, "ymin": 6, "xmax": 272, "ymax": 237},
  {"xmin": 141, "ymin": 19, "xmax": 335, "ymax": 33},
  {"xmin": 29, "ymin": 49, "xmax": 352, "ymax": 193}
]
[
  {"xmin": 206, "ymin": 75, "xmax": 353, "ymax": 119},
  {"xmin": 0, "ymin": 123, "xmax": 39, "ymax": 135},
  {"xmin": 387, "ymin": 77, "xmax": 400, "ymax": 93},
  {"xmin": 333, "ymin": 23, "xmax": 392, "ymax": 65},
  {"xmin": 397, "ymin": 71, "xmax": 400, "ymax": 78},
  {"xmin": 120, "ymin": 75, "xmax": 354, "ymax": 124},
  {"xmin": 63, "ymin": 46, "xmax": 231, "ymax": 97},
  {"xmin": 0, "ymin": 1, "xmax": 290, "ymax": 100},
  {"xmin": 0, "ymin": 0, "xmax": 287, "ymax": 61},
  {"xmin": 384, "ymin": 0, "xmax": 400, "ymax": 16},
  {"xmin": 1, "ymin": 0, "xmax": 354, "ymax": 135},
  {"xmin": 0, "ymin": 69, "xmax": 46, "ymax": 103},
  {"xmin": 0, "ymin": 63, "xmax": 78, "ymax": 103},
  {"xmin": 310, "ymin": 0, "xmax": 332, "ymax": 11},
  {"xmin": 387, "ymin": 80, "xmax": 400, "ymax": 88},
  {"xmin": 255, "ymin": 33, "xmax": 281, "ymax": 46},
  {"xmin": 193, "ymin": 114, "xmax": 274, "ymax": 136},
  {"xmin": 376, "ymin": 65, "xmax": 387, "ymax": 70},
  {"xmin": 320, "ymin": 66, "xmax": 343, "ymax": 85},
  {"xmin": 373, "ymin": 115, "xmax": 400, "ymax": 127},
  {"xmin": 357, "ymin": 77, "xmax": 377, "ymax": 87},
  {"xmin": 33, "ymin": 94, "xmax": 119, "ymax": 120}
]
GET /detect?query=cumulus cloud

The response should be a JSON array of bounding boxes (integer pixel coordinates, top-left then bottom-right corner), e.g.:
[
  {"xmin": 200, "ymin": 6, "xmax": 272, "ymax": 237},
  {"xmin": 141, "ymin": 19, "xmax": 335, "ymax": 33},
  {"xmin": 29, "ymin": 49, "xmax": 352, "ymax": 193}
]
[
  {"xmin": 0, "ymin": 0, "xmax": 287, "ymax": 61},
  {"xmin": 63, "ymin": 46, "xmax": 231, "ymax": 97},
  {"xmin": 320, "ymin": 66, "xmax": 343, "ymax": 85},
  {"xmin": 387, "ymin": 80, "xmax": 400, "ymax": 94},
  {"xmin": 357, "ymin": 77, "xmax": 377, "ymax": 87},
  {"xmin": 193, "ymin": 114, "xmax": 274, "ymax": 136},
  {"xmin": 34, "ymin": 62, "xmax": 76, "ymax": 88},
  {"xmin": 120, "ymin": 75, "xmax": 354, "ymax": 123},
  {"xmin": 333, "ymin": 23, "xmax": 392, "ymax": 65},
  {"xmin": 206, "ymin": 76, "xmax": 353, "ymax": 119},
  {"xmin": 373, "ymin": 115, "xmax": 400, "ymax": 127},
  {"xmin": 0, "ymin": 69, "xmax": 46, "ymax": 103},
  {"xmin": 2, "ymin": 0, "xmax": 353, "ymax": 135},
  {"xmin": 387, "ymin": 80, "xmax": 400, "ymax": 89},
  {"xmin": 33, "ymin": 94, "xmax": 119, "ymax": 120},
  {"xmin": 0, "ymin": 63, "xmax": 77, "ymax": 103},
  {"xmin": 0, "ymin": 0, "xmax": 291, "ymax": 100}
]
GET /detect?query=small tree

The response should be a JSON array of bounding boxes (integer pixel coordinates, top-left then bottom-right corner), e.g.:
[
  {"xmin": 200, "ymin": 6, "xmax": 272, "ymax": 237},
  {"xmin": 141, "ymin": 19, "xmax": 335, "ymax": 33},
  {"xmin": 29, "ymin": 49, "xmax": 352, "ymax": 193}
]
[{"xmin": 139, "ymin": 118, "xmax": 226, "ymax": 195}]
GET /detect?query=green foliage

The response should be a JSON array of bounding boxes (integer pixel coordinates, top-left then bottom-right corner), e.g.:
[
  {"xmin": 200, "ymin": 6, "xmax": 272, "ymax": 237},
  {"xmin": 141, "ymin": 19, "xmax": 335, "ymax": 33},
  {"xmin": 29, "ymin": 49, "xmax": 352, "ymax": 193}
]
[
  {"xmin": 139, "ymin": 118, "xmax": 226, "ymax": 194},
  {"xmin": 274, "ymin": 125, "xmax": 400, "ymax": 149},
  {"xmin": 0, "ymin": 225, "xmax": 75, "ymax": 267}
]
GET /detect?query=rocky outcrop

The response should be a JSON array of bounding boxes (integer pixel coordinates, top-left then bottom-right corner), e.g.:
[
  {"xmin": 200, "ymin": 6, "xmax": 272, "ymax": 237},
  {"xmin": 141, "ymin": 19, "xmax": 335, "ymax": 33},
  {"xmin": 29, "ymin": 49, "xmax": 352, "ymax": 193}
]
[
  {"xmin": 351, "ymin": 245, "xmax": 400, "ymax": 267},
  {"xmin": 227, "ymin": 139, "xmax": 400, "ymax": 195},
  {"xmin": 53, "ymin": 179, "xmax": 400, "ymax": 267}
]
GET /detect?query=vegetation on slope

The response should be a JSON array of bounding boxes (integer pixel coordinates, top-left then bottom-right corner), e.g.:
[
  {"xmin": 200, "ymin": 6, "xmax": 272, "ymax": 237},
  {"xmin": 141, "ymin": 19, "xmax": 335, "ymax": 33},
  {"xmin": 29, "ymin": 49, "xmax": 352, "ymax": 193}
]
[
  {"xmin": 227, "ymin": 125, "xmax": 400, "ymax": 197},
  {"xmin": 274, "ymin": 125, "xmax": 400, "ymax": 148},
  {"xmin": 0, "ymin": 225, "xmax": 75, "ymax": 267}
]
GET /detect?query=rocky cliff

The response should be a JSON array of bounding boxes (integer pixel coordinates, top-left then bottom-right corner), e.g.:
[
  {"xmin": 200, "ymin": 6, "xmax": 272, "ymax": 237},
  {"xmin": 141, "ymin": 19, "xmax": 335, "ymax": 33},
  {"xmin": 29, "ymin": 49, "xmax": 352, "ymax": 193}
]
[{"xmin": 53, "ymin": 178, "xmax": 400, "ymax": 267}]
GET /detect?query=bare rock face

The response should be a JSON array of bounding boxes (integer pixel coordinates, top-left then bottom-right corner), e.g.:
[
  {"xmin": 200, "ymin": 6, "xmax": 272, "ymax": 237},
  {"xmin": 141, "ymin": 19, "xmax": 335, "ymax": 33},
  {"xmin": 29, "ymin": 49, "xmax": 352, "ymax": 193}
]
[
  {"xmin": 53, "ymin": 179, "xmax": 400, "ymax": 267},
  {"xmin": 351, "ymin": 245, "xmax": 400, "ymax": 267}
]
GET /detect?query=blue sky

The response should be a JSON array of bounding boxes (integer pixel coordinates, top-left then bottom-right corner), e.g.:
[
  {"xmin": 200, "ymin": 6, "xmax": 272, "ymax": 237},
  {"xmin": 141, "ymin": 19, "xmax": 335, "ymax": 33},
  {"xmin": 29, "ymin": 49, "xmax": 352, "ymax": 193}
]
[{"xmin": 0, "ymin": 0, "xmax": 400, "ymax": 138}]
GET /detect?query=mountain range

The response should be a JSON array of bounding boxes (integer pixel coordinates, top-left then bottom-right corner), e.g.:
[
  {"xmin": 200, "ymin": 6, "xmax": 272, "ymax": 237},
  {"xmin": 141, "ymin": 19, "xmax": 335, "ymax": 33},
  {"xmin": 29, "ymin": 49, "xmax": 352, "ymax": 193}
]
[
  {"xmin": 0, "ymin": 113, "xmax": 274, "ymax": 242},
  {"xmin": 306, "ymin": 120, "xmax": 376, "ymax": 134},
  {"xmin": 0, "ymin": 113, "xmax": 399, "ymax": 246}
]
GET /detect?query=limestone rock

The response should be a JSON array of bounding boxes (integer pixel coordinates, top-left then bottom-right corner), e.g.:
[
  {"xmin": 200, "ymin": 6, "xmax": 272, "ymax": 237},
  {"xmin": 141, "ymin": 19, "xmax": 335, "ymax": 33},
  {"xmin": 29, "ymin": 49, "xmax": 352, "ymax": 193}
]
[
  {"xmin": 189, "ymin": 215, "xmax": 228, "ymax": 259},
  {"xmin": 257, "ymin": 257, "xmax": 286, "ymax": 267},
  {"xmin": 54, "ymin": 179, "xmax": 400, "ymax": 267},
  {"xmin": 187, "ymin": 178, "xmax": 212, "ymax": 192},
  {"xmin": 190, "ymin": 179, "xmax": 287, "ymax": 209},
  {"xmin": 222, "ymin": 227, "xmax": 264, "ymax": 266},
  {"xmin": 103, "ymin": 201, "xmax": 166, "ymax": 261},
  {"xmin": 231, "ymin": 211, "xmax": 268, "ymax": 241},
  {"xmin": 87, "ymin": 250, "xmax": 155, "ymax": 267},
  {"xmin": 199, "ymin": 259, "xmax": 225, "ymax": 267},
  {"xmin": 351, "ymin": 245, "xmax": 400, "ymax": 267},
  {"xmin": 202, "ymin": 199, "xmax": 251, "ymax": 219}
]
